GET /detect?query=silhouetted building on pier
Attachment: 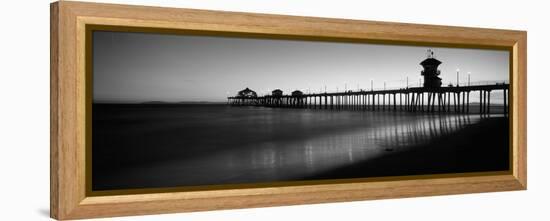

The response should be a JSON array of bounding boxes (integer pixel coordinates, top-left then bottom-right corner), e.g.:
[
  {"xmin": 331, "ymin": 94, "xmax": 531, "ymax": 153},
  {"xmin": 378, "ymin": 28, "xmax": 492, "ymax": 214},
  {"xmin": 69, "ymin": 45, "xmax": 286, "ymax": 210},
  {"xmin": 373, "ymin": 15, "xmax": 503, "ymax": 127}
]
[
  {"xmin": 291, "ymin": 90, "xmax": 304, "ymax": 97},
  {"xmin": 272, "ymin": 89, "xmax": 283, "ymax": 97},
  {"xmin": 421, "ymin": 49, "xmax": 443, "ymax": 88},
  {"xmin": 237, "ymin": 87, "xmax": 257, "ymax": 98}
]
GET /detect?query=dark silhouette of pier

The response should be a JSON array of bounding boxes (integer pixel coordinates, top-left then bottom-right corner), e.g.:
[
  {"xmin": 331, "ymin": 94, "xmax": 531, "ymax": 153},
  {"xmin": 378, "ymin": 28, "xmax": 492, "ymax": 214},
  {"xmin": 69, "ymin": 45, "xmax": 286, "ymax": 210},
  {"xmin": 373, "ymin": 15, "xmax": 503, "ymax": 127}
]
[
  {"xmin": 227, "ymin": 49, "xmax": 509, "ymax": 114},
  {"xmin": 227, "ymin": 84, "xmax": 508, "ymax": 114}
]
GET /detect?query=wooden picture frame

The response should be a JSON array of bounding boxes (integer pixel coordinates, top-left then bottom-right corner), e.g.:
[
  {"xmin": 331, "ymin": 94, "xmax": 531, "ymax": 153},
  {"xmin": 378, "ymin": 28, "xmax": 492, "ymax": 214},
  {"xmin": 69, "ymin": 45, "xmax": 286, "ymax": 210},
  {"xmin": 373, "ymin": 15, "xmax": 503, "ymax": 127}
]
[{"xmin": 50, "ymin": 1, "xmax": 527, "ymax": 219}]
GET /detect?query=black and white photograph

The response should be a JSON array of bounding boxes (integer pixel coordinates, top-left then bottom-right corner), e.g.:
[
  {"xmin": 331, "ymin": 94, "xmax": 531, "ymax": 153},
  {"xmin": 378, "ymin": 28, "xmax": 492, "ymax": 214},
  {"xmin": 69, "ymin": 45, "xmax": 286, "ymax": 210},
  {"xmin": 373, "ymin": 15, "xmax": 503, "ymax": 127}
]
[{"xmin": 91, "ymin": 30, "xmax": 510, "ymax": 191}]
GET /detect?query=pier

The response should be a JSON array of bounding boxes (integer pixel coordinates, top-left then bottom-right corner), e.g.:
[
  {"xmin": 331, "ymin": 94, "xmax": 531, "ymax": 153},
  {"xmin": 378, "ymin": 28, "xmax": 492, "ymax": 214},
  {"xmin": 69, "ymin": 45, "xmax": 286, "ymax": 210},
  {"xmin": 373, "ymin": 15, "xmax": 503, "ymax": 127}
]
[
  {"xmin": 227, "ymin": 49, "xmax": 509, "ymax": 114},
  {"xmin": 227, "ymin": 84, "xmax": 508, "ymax": 114}
]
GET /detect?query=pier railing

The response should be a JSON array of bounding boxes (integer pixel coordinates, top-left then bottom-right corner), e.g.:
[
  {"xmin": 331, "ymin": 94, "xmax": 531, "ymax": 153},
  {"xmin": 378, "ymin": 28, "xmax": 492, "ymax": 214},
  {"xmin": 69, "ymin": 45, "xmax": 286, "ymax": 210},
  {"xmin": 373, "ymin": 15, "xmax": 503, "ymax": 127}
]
[{"xmin": 228, "ymin": 84, "xmax": 509, "ymax": 114}]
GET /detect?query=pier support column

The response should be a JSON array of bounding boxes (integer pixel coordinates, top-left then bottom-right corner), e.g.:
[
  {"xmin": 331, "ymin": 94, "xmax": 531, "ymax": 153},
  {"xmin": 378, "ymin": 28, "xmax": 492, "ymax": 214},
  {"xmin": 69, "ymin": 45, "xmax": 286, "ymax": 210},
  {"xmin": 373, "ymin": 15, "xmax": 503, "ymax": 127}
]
[
  {"xmin": 408, "ymin": 93, "xmax": 411, "ymax": 111},
  {"xmin": 447, "ymin": 92, "xmax": 451, "ymax": 112},
  {"xmin": 480, "ymin": 90, "xmax": 483, "ymax": 114},
  {"xmin": 399, "ymin": 93, "xmax": 403, "ymax": 111},
  {"xmin": 484, "ymin": 91, "xmax": 488, "ymax": 114},
  {"xmin": 374, "ymin": 94, "xmax": 377, "ymax": 111},
  {"xmin": 441, "ymin": 93, "xmax": 445, "ymax": 112},
  {"xmin": 417, "ymin": 93, "xmax": 422, "ymax": 112},
  {"xmin": 393, "ymin": 94, "xmax": 396, "ymax": 111},
  {"xmin": 409, "ymin": 93, "xmax": 414, "ymax": 112},
  {"xmin": 352, "ymin": 95, "xmax": 355, "ymax": 110},
  {"xmin": 427, "ymin": 93, "xmax": 432, "ymax": 112},
  {"xmin": 432, "ymin": 93, "xmax": 436, "ymax": 112},
  {"xmin": 366, "ymin": 94, "xmax": 369, "ymax": 111},
  {"xmin": 354, "ymin": 95, "xmax": 357, "ymax": 110},
  {"xmin": 356, "ymin": 95, "xmax": 358, "ymax": 110},
  {"xmin": 437, "ymin": 92, "xmax": 441, "ymax": 112},
  {"xmin": 350, "ymin": 95, "xmax": 353, "ymax": 110},
  {"xmin": 411, "ymin": 93, "xmax": 416, "ymax": 112},
  {"xmin": 382, "ymin": 94, "xmax": 386, "ymax": 111},
  {"xmin": 376, "ymin": 94, "xmax": 380, "ymax": 110},
  {"xmin": 482, "ymin": 91, "xmax": 485, "ymax": 114},
  {"xmin": 487, "ymin": 90, "xmax": 491, "ymax": 114},
  {"xmin": 453, "ymin": 93, "xmax": 458, "ymax": 112},
  {"xmin": 358, "ymin": 95, "xmax": 361, "ymax": 110},
  {"xmin": 406, "ymin": 93, "xmax": 409, "ymax": 111},
  {"xmin": 363, "ymin": 94, "xmax": 366, "ymax": 111},
  {"xmin": 456, "ymin": 91, "xmax": 462, "ymax": 113},
  {"xmin": 462, "ymin": 92, "xmax": 466, "ymax": 113},
  {"xmin": 345, "ymin": 95, "xmax": 348, "ymax": 110},
  {"xmin": 466, "ymin": 92, "xmax": 470, "ymax": 113},
  {"xmin": 317, "ymin": 96, "xmax": 321, "ymax": 109},
  {"xmin": 364, "ymin": 94, "xmax": 367, "ymax": 110},
  {"xmin": 353, "ymin": 95, "xmax": 356, "ymax": 110},
  {"xmin": 483, "ymin": 91, "xmax": 487, "ymax": 114},
  {"xmin": 346, "ymin": 94, "xmax": 353, "ymax": 110},
  {"xmin": 425, "ymin": 93, "xmax": 430, "ymax": 112}
]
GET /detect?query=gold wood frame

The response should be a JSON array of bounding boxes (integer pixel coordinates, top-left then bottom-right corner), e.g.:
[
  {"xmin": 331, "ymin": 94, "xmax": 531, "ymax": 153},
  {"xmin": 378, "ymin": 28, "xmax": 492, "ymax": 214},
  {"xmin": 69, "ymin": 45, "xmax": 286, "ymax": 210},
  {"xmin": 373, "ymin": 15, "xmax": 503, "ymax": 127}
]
[{"xmin": 50, "ymin": 1, "xmax": 527, "ymax": 219}]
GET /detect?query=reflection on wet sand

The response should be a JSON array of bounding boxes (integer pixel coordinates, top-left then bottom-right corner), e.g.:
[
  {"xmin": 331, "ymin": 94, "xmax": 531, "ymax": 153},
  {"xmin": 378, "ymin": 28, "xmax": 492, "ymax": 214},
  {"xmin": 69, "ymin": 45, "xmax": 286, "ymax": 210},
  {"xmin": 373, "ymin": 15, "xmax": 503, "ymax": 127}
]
[
  {"xmin": 235, "ymin": 113, "xmax": 483, "ymax": 182},
  {"xmin": 93, "ymin": 105, "xmax": 505, "ymax": 190}
]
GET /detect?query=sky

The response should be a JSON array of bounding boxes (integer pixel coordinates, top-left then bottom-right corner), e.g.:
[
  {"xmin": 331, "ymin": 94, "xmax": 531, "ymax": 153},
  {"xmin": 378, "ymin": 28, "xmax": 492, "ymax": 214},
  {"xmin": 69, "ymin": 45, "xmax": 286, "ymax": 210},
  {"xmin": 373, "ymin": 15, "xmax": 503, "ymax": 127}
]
[{"xmin": 93, "ymin": 31, "xmax": 509, "ymax": 103}]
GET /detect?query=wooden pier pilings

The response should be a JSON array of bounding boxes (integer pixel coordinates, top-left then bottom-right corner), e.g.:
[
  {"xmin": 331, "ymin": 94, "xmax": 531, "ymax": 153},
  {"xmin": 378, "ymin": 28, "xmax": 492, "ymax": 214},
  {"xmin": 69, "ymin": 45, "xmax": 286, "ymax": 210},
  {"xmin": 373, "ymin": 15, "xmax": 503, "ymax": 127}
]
[{"xmin": 228, "ymin": 84, "xmax": 509, "ymax": 114}]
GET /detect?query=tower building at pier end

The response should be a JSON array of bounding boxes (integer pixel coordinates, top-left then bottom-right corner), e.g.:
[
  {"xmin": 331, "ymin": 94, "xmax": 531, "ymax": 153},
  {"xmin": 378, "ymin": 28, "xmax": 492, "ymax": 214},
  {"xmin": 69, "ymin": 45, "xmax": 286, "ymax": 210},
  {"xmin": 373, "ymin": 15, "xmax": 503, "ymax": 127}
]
[{"xmin": 420, "ymin": 49, "xmax": 443, "ymax": 88}]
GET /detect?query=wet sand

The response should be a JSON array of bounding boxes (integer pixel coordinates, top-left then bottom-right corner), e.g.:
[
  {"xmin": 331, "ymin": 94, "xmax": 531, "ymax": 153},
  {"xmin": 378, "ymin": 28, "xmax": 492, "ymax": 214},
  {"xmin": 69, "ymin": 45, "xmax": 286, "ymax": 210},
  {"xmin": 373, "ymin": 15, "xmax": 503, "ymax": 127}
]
[{"xmin": 308, "ymin": 117, "xmax": 509, "ymax": 180}]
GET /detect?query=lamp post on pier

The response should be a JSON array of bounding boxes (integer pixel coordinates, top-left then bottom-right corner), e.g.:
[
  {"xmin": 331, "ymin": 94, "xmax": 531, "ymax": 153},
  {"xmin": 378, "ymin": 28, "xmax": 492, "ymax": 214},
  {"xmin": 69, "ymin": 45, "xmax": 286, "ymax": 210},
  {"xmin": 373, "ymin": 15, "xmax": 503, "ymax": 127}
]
[
  {"xmin": 456, "ymin": 68, "xmax": 460, "ymax": 87},
  {"xmin": 371, "ymin": 80, "xmax": 373, "ymax": 91}
]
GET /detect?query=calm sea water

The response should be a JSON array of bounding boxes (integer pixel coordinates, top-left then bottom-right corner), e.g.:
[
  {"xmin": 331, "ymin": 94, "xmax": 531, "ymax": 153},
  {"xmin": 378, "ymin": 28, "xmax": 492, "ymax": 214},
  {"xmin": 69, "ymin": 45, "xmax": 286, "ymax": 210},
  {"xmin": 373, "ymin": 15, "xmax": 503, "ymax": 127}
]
[{"xmin": 92, "ymin": 104, "xmax": 508, "ymax": 190}]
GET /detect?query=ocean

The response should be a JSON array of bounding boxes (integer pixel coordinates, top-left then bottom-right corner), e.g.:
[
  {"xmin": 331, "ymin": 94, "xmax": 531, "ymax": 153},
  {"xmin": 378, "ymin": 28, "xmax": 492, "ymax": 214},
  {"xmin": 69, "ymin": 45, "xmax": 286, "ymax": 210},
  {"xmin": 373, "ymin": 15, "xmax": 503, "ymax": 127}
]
[{"xmin": 92, "ymin": 104, "xmax": 509, "ymax": 191}]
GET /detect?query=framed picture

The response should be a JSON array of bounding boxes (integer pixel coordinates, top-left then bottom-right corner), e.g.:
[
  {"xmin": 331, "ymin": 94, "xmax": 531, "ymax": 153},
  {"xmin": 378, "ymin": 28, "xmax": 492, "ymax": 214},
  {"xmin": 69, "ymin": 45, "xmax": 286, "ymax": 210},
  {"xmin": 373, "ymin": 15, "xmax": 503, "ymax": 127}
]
[{"xmin": 50, "ymin": 1, "xmax": 527, "ymax": 219}]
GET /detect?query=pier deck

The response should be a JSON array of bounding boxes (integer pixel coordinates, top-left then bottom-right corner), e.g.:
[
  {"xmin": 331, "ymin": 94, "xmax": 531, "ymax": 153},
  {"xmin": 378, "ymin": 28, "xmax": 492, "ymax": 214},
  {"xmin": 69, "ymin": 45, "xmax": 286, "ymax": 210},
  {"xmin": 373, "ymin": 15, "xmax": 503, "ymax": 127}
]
[{"xmin": 228, "ymin": 84, "xmax": 509, "ymax": 114}]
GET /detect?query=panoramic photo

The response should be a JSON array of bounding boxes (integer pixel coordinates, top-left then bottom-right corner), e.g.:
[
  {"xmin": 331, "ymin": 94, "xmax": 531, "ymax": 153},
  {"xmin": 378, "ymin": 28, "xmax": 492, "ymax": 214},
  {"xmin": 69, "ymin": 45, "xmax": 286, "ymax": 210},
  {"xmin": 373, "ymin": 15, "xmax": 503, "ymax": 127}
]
[{"xmin": 91, "ymin": 30, "xmax": 510, "ymax": 191}]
